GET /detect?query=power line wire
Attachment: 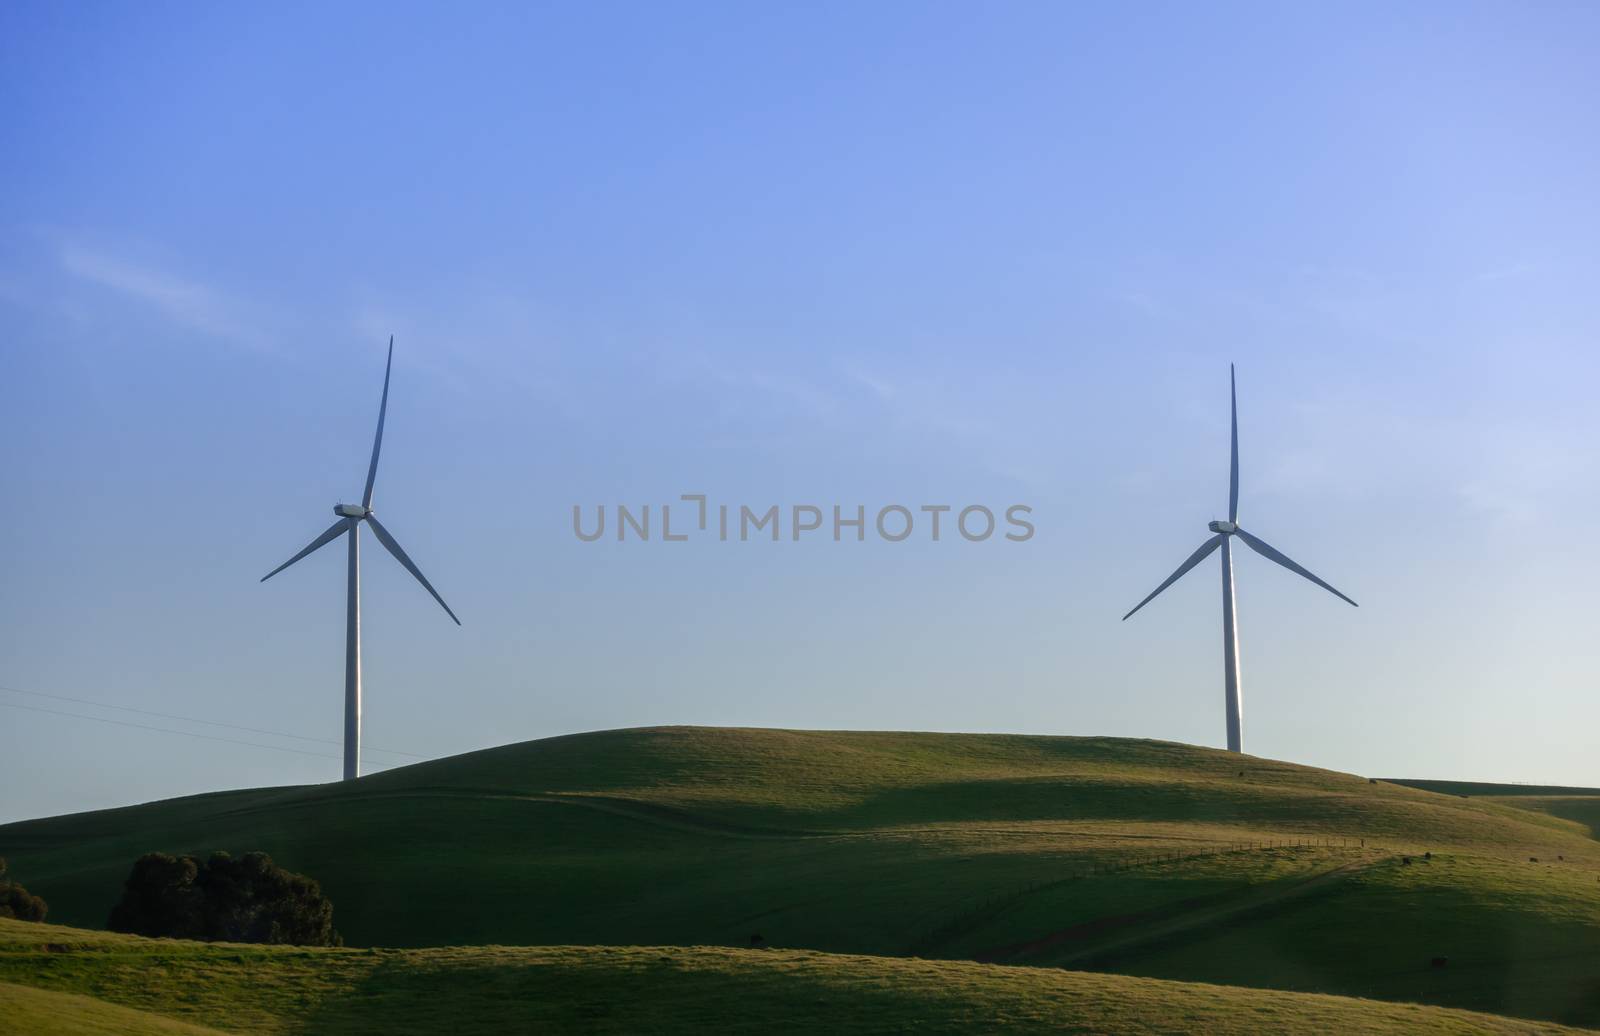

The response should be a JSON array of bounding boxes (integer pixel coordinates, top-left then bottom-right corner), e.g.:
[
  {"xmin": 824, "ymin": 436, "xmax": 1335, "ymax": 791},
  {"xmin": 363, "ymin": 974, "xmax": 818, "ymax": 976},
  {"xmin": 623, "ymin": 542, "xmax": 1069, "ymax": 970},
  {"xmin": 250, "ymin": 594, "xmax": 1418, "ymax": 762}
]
[
  {"xmin": 1, "ymin": 700, "xmax": 348, "ymax": 761},
  {"xmin": 0, "ymin": 684, "xmax": 423, "ymax": 758}
]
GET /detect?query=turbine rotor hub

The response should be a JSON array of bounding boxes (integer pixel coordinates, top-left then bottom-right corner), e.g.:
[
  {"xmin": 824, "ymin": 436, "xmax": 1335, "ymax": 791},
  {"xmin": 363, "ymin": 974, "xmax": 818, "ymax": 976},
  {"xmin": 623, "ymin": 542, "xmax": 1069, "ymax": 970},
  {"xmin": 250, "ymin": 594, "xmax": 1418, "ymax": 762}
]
[
  {"xmin": 334, "ymin": 503, "xmax": 371, "ymax": 519},
  {"xmin": 1208, "ymin": 520, "xmax": 1237, "ymax": 534}
]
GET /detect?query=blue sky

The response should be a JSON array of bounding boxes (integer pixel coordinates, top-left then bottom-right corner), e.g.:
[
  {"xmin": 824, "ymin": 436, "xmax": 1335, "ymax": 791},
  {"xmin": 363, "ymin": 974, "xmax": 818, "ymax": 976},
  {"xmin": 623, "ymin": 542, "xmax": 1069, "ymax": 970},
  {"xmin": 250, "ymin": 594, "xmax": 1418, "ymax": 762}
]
[{"xmin": 2, "ymin": 2, "xmax": 1598, "ymax": 823}]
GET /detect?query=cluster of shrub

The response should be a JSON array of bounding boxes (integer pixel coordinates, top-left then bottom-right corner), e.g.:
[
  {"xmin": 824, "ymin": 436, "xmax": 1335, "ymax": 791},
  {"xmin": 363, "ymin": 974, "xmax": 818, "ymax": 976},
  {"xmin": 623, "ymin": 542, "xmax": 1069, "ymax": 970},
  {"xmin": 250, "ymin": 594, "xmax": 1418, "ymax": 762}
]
[
  {"xmin": 1, "ymin": 848, "xmax": 337, "ymax": 948},
  {"xmin": 0, "ymin": 858, "xmax": 48, "ymax": 922},
  {"xmin": 107, "ymin": 851, "xmax": 340, "ymax": 946}
]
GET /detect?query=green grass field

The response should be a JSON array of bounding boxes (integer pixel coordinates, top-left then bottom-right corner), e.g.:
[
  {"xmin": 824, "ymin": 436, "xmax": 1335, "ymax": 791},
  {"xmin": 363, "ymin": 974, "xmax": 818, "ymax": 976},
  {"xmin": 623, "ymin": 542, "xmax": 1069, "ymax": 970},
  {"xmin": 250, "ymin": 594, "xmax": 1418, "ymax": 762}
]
[
  {"xmin": 0, "ymin": 919, "xmax": 1585, "ymax": 1034},
  {"xmin": 1387, "ymin": 778, "xmax": 1600, "ymax": 844},
  {"xmin": 3, "ymin": 727, "xmax": 1598, "ymax": 1030},
  {"xmin": 0, "ymin": 982, "xmax": 230, "ymax": 1036}
]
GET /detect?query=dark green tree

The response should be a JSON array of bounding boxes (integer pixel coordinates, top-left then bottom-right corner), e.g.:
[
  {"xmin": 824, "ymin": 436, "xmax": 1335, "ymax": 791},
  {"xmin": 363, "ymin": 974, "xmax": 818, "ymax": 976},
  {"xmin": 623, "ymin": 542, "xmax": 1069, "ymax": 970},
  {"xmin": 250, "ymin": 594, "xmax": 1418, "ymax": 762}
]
[
  {"xmin": 107, "ymin": 851, "xmax": 337, "ymax": 946},
  {"xmin": 106, "ymin": 852, "xmax": 203, "ymax": 937},
  {"xmin": 0, "ymin": 858, "xmax": 49, "ymax": 923},
  {"xmin": 201, "ymin": 851, "xmax": 337, "ymax": 945}
]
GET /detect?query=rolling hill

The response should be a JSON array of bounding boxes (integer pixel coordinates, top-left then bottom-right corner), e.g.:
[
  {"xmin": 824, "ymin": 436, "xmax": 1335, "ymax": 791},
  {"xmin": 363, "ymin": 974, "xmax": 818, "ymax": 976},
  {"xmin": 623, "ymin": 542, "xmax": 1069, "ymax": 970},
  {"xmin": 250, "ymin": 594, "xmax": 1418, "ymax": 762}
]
[
  {"xmin": 3, "ymin": 727, "xmax": 1598, "ymax": 1027},
  {"xmin": 1388, "ymin": 777, "xmax": 1600, "ymax": 844},
  {"xmin": 0, "ymin": 919, "xmax": 1585, "ymax": 1035}
]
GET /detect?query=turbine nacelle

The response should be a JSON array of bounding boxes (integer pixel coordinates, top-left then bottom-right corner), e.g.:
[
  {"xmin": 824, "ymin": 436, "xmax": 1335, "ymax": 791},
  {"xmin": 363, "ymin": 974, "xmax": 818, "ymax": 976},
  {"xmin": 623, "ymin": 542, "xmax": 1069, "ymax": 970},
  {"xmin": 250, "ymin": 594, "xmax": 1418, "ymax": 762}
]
[
  {"xmin": 334, "ymin": 503, "xmax": 371, "ymax": 520},
  {"xmin": 1208, "ymin": 520, "xmax": 1237, "ymax": 534}
]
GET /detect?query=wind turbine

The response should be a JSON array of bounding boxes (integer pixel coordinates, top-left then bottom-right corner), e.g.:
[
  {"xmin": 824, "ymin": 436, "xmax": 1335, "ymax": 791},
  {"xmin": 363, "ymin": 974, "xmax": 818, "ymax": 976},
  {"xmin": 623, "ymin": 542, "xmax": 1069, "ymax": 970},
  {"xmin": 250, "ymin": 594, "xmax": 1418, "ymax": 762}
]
[
  {"xmin": 261, "ymin": 337, "xmax": 459, "ymax": 780},
  {"xmin": 1122, "ymin": 365, "xmax": 1356, "ymax": 754}
]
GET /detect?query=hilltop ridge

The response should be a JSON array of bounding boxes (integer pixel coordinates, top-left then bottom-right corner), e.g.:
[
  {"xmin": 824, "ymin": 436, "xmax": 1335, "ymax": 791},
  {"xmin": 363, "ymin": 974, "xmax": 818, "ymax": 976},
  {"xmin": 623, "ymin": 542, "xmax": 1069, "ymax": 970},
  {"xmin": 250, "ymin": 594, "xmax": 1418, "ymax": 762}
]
[{"xmin": 2, "ymin": 727, "xmax": 1597, "ymax": 1025}]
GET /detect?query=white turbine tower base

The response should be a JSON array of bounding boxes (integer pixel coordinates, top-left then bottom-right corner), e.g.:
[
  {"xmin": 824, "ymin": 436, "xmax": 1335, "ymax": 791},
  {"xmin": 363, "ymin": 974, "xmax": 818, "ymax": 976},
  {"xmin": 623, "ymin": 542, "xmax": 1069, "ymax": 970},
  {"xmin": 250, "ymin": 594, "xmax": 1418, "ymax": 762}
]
[
  {"xmin": 1123, "ymin": 365, "xmax": 1356, "ymax": 754},
  {"xmin": 261, "ymin": 337, "xmax": 460, "ymax": 781}
]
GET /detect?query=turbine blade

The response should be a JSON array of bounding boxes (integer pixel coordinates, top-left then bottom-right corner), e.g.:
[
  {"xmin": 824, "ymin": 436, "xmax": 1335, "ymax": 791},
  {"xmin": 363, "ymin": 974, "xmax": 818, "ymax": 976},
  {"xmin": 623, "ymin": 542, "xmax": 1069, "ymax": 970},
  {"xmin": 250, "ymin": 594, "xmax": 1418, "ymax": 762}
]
[
  {"xmin": 1229, "ymin": 363, "xmax": 1239, "ymax": 523},
  {"xmin": 1234, "ymin": 527, "xmax": 1358, "ymax": 607},
  {"xmin": 361, "ymin": 336, "xmax": 394, "ymax": 509},
  {"xmin": 261, "ymin": 519, "xmax": 351, "ymax": 582},
  {"xmin": 1122, "ymin": 535, "xmax": 1224, "ymax": 621},
  {"xmin": 365, "ymin": 515, "xmax": 461, "ymax": 625}
]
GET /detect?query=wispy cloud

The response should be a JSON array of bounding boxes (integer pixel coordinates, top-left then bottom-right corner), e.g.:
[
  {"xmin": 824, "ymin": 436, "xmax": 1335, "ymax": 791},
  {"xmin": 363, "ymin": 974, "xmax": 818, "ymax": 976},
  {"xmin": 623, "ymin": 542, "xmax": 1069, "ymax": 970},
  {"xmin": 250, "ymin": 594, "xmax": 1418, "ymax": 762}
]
[
  {"xmin": 1453, "ymin": 421, "xmax": 1585, "ymax": 525},
  {"xmin": 1471, "ymin": 261, "xmax": 1539, "ymax": 284},
  {"xmin": 657, "ymin": 352, "xmax": 1079, "ymax": 488},
  {"xmin": 838, "ymin": 361, "xmax": 1066, "ymax": 489},
  {"xmin": 656, "ymin": 350, "xmax": 848, "ymax": 434},
  {"xmin": 343, "ymin": 293, "xmax": 575, "ymax": 408},
  {"xmin": 1254, "ymin": 396, "xmax": 1591, "ymax": 528},
  {"xmin": 56, "ymin": 244, "xmax": 270, "ymax": 351}
]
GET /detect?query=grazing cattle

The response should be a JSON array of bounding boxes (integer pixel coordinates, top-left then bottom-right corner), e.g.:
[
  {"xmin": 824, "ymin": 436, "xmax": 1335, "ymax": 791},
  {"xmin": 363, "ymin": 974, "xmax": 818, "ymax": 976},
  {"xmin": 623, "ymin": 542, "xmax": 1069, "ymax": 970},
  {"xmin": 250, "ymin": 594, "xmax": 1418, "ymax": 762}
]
[
  {"xmin": 1530, "ymin": 857, "xmax": 1539, "ymax": 863},
  {"xmin": 1402, "ymin": 857, "xmax": 1411, "ymax": 866},
  {"xmin": 1424, "ymin": 852, "xmax": 1432, "ymax": 860}
]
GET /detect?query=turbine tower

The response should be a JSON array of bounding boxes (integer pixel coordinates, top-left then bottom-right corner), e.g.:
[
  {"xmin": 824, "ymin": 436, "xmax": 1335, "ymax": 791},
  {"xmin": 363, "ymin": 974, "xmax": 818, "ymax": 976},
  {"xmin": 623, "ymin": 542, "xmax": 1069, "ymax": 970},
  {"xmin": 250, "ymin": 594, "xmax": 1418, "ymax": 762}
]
[
  {"xmin": 261, "ymin": 337, "xmax": 460, "ymax": 780},
  {"xmin": 1122, "ymin": 365, "xmax": 1356, "ymax": 754}
]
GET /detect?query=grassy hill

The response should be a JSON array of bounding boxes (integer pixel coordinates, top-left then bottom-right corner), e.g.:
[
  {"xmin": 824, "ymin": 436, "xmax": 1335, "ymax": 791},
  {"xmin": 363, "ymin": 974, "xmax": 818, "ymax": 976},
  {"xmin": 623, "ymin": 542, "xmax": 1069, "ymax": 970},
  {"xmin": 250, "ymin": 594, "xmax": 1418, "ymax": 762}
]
[
  {"xmin": 0, "ymin": 981, "xmax": 231, "ymax": 1036},
  {"xmin": 0, "ymin": 919, "xmax": 1585, "ymax": 1035},
  {"xmin": 3, "ymin": 727, "xmax": 1598, "ymax": 1026},
  {"xmin": 1387, "ymin": 777, "xmax": 1600, "ymax": 843}
]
